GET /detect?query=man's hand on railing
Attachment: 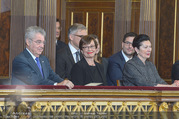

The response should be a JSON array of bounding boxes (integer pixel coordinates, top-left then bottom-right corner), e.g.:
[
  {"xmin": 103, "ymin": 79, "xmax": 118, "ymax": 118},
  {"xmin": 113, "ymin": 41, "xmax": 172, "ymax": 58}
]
[{"xmin": 57, "ymin": 80, "xmax": 74, "ymax": 89}]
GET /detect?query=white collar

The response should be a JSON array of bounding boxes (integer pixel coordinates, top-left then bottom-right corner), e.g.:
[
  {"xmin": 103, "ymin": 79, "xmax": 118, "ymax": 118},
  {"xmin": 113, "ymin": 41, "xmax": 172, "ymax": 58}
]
[
  {"xmin": 26, "ymin": 48, "xmax": 37, "ymax": 61},
  {"xmin": 68, "ymin": 42, "xmax": 79, "ymax": 54},
  {"xmin": 122, "ymin": 50, "xmax": 132, "ymax": 62}
]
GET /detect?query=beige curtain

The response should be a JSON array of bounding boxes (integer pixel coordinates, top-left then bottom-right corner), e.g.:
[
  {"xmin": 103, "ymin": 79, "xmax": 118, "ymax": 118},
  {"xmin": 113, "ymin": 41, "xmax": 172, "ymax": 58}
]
[
  {"xmin": 10, "ymin": 0, "xmax": 38, "ymax": 75},
  {"xmin": 139, "ymin": 0, "xmax": 156, "ymax": 63},
  {"xmin": 10, "ymin": 0, "xmax": 56, "ymax": 76},
  {"xmin": 38, "ymin": 0, "xmax": 56, "ymax": 69},
  {"xmin": 114, "ymin": 0, "xmax": 132, "ymax": 53},
  {"xmin": 0, "ymin": 0, "xmax": 11, "ymax": 14}
]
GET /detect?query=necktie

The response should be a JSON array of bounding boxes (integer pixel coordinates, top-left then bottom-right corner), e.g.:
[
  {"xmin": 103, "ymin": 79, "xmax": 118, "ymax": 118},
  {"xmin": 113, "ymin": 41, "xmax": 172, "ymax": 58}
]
[
  {"xmin": 35, "ymin": 57, "xmax": 43, "ymax": 77},
  {"xmin": 75, "ymin": 51, "xmax": 80, "ymax": 63}
]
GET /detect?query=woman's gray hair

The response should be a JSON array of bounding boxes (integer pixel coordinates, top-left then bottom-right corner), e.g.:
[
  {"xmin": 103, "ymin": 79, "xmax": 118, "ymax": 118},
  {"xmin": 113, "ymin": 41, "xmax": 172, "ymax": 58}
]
[
  {"xmin": 25, "ymin": 26, "xmax": 46, "ymax": 42},
  {"xmin": 67, "ymin": 23, "xmax": 86, "ymax": 40}
]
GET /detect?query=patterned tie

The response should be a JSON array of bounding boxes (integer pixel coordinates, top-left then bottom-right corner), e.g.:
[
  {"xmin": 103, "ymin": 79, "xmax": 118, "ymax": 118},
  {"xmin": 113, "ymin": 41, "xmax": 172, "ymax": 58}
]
[
  {"xmin": 35, "ymin": 57, "xmax": 43, "ymax": 77},
  {"xmin": 75, "ymin": 51, "xmax": 80, "ymax": 63}
]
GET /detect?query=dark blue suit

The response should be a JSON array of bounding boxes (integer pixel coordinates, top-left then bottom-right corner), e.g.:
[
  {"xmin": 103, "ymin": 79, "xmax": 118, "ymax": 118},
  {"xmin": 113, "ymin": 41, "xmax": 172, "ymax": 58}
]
[
  {"xmin": 12, "ymin": 49, "xmax": 64, "ymax": 85},
  {"xmin": 107, "ymin": 51, "xmax": 126, "ymax": 86}
]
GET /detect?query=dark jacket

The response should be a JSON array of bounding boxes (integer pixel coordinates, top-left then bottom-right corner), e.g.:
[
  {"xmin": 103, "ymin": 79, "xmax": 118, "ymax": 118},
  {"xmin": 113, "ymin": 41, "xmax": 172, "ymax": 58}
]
[
  {"xmin": 70, "ymin": 58, "xmax": 107, "ymax": 86},
  {"xmin": 56, "ymin": 45, "xmax": 76, "ymax": 80},
  {"xmin": 56, "ymin": 40, "xmax": 67, "ymax": 52},
  {"xmin": 107, "ymin": 51, "xmax": 126, "ymax": 85},
  {"xmin": 12, "ymin": 49, "xmax": 63, "ymax": 85}
]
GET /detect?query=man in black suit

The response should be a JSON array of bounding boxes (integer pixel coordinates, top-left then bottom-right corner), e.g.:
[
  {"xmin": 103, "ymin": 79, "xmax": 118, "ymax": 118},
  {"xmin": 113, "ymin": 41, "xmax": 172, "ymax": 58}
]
[
  {"xmin": 12, "ymin": 26, "xmax": 74, "ymax": 89},
  {"xmin": 56, "ymin": 23, "xmax": 87, "ymax": 80},
  {"xmin": 56, "ymin": 19, "xmax": 66, "ymax": 52},
  {"xmin": 107, "ymin": 32, "xmax": 137, "ymax": 86}
]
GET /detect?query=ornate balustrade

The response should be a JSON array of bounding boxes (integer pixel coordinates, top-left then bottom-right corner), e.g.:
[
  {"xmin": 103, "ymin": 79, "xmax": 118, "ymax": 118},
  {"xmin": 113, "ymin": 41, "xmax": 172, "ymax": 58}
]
[{"xmin": 0, "ymin": 85, "xmax": 178, "ymax": 118}]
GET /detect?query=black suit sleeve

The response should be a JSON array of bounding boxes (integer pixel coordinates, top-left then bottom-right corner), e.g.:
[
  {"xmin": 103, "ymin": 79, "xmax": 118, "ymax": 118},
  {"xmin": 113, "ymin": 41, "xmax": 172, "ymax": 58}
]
[
  {"xmin": 56, "ymin": 50, "xmax": 68, "ymax": 79},
  {"xmin": 70, "ymin": 64, "xmax": 84, "ymax": 85},
  {"xmin": 171, "ymin": 61, "xmax": 179, "ymax": 83}
]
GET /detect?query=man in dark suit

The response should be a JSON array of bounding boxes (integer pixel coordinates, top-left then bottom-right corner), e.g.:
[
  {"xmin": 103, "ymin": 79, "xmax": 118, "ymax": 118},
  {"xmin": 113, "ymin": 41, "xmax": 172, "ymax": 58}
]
[
  {"xmin": 107, "ymin": 32, "xmax": 137, "ymax": 86},
  {"xmin": 12, "ymin": 26, "xmax": 74, "ymax": 89},
  {"xmin": 56, "ymin": 19, "xmax": 66, "ymax": 52},
  {"xmin": 56, "ymin": 23, "xmax": 87, "ymax": 80}
]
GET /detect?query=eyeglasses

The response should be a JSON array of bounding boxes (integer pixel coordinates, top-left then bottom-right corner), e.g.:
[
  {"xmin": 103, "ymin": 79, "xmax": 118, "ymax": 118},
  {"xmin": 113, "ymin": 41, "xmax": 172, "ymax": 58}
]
[
  {"xmin": 32, "ymin": 40, "xmax": 46, "ymax": 45},
  {"xmin": 123, "ymin": 41, "xmax": 132, "ymax": 46},
  {"xmin": 57, "ymin": 27, "xmax": 62, "ymax": 31},
  {"xmin": 73, "ymin": 34, "xmax": 84, "ymax": 38},
  {"xmin": 82, "ymin": 45, "xmax": 96, "ymax": 50}
]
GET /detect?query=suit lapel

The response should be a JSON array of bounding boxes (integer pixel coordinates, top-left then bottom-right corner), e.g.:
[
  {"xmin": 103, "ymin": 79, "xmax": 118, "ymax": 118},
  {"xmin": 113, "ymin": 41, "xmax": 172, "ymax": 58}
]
[
  {"xmin": 24, "ymin": 49, "xmax": 43, "ymax": 78},
  {"xmin": 67, "ymin": 46, "xmax": 75, "ymax": 64},
  {"xmin": 119, "ymin": 51, "xmax": 126, "ymax": 65},
  {"xmin": 95, "ymin": 62, "xmax": 106, "ymax": 85}
]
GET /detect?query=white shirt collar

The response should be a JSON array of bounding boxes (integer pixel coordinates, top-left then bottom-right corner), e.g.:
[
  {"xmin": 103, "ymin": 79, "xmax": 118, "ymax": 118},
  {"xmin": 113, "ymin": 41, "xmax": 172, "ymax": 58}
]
[
  {"xmin": 122, "ymin": 50, "xmax": 132, "ymax": 62},
  {"xmin": 26, "ymin": 48, "xmax": 37, "ymax": 62},
  {"xmin": 68, "ymin": 42, "xmax": 79, "ymax": 54},
  {"xmin": 68, "ymin": 43, "xmax": 80, "ymax": 63}
]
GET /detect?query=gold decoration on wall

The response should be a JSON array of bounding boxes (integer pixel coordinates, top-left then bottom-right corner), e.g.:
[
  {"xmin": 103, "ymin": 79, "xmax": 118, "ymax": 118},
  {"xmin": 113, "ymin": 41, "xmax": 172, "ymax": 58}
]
[
  {"xmin": 173, "ymin": 0, "xmax": 178, "ymax": 62},
  {"xmin": 71, "ymin": 12, "xmax": 73, "ymax": 25},
  {"xmin": 86, "ymin": 12, "xmax": 89, "ymax": 34},
  {"xmin": 100, "ymin": 12, "xmax": 104, "ymax": 57}
]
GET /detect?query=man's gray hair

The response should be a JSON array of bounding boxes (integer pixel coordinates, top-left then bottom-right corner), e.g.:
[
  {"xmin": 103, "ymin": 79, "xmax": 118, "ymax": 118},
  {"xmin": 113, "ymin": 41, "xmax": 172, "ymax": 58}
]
[
  {"xmin": 25, "ymin": 26, "xmax": 46, "ymax": 42},
  {"xmin": 67, "ymin": 23, "xmax": 86, "ymax": 40}
]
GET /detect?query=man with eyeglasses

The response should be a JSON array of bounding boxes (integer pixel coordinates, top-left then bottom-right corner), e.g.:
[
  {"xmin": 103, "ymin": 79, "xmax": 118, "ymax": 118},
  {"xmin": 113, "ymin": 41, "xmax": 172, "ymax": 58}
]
[
  {"xmin": 12, "ymin": 26, "xmax": 74, "ymax": 89},
  {"xmin": 107, "ymin": 32, "xmax": 137, "ymax": 86},
  {"xmin": 56, "ymin": 23, "xmax": 87, "ymax": 80}
]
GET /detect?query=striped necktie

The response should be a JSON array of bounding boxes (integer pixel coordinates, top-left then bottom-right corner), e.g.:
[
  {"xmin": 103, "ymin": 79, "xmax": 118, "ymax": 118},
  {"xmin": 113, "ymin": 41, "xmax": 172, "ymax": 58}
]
[{"xmin": 75, "ymin": 51, "xmax": 80, "ymax": 63}]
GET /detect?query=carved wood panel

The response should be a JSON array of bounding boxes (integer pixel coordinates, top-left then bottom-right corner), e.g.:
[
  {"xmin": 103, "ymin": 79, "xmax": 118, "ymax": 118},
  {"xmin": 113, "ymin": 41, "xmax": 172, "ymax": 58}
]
[
  {"xmin": 88, "ymin": 12, "xmax": 100, "ymax": 36},
  {"xmin": 103, "ymin": 13, "xmax": 114, "ymax": 58},
  {"xmin": 0, "ymin": 11, "xmax": 10, "ymax": 78},
  {"xmin": 65, "ymin": 0, "xmax": 115, "ymax": 58},
  {"xmin": 157, "ymin": 0, "xmax": 176, "ymax": 79}
]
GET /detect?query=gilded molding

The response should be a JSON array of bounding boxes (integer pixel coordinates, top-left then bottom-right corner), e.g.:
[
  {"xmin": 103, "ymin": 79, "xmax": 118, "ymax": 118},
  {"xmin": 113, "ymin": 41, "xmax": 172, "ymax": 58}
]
[
  {"xmin": 71, "ymin": 12, "xmax": 74, "ymax": 25},
  {"xmin": 0, "ymin": 101, "xmax": 178, "ymax": 118},
  {"xmin": 66, "ymin": 0, "xmax": 115, "ymax": 2},
  {"xmin": 86, "ymin": 12, "xmax": 89, "ymax": 34},
  {"xmin": 132, "ymin": 0, "xmax": 141, "ymax": 2},
  {"xmin": 0, "ymin": 88, "xmax": 178, "ymax": 118},
  {"xmin": 100, "ymin": 12, "xmax": 104, "ymax": 57},
  {"xmin": 173, "ymin": 0, "xmax": 178, "ymax": 63}
]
